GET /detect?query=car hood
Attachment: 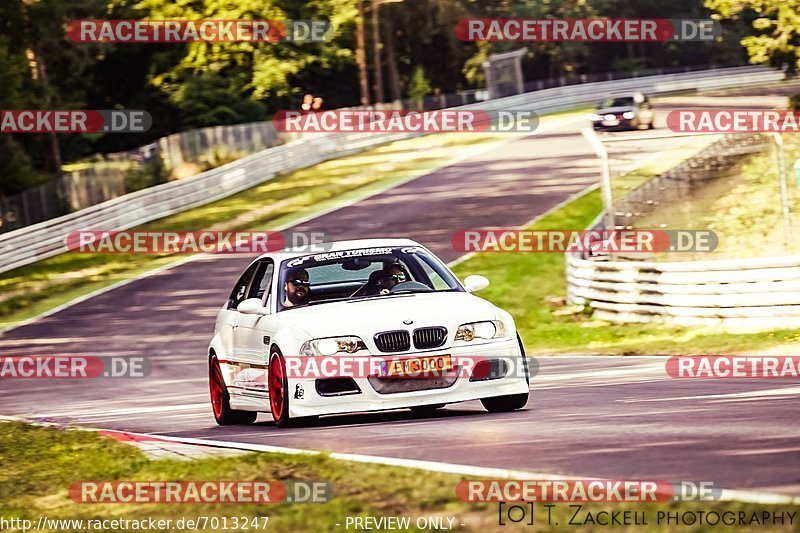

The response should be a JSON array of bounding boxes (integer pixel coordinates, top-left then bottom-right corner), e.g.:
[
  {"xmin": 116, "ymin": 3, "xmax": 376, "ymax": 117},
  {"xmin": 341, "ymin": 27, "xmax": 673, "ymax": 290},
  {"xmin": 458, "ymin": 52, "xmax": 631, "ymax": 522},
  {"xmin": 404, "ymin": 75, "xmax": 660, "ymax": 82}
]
[
  {"xmin": 596, "ymin": 106, "xmax": 635, "ymax": 115},
  {"xmin": 278, "ymin": 291, "xmax": 501, "ymax": 339}
]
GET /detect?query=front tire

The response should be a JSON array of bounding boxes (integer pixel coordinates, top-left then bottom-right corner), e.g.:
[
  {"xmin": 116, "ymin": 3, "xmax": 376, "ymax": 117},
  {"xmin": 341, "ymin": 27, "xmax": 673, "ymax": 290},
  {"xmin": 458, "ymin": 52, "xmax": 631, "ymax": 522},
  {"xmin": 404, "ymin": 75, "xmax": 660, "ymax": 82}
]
[
  {"xmin": 481, "ymin": 335, "xmax": 530, "ymax": 413},
  {"xmin": 268, "ymin": 349, "xmax": 320, "ymax": 428},
  {"xmin": 481, "ymin": 393, "xmax": 529, "ymax": 412},
  {"xmin": 209, "ymin": 354, "xmax": 257, "ymax": 426},
  {"xmin": 268, "ymin": 349, "xmax": 292, "ymax": 427}
]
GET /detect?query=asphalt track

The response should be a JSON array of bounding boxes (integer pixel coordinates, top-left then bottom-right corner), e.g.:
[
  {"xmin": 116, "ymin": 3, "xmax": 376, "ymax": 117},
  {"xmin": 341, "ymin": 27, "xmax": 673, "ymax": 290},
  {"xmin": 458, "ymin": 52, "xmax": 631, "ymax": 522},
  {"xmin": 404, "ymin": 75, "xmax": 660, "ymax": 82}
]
[{"xmin": 1, "ymin": 88, "xmax": 799, "ymax": 497}]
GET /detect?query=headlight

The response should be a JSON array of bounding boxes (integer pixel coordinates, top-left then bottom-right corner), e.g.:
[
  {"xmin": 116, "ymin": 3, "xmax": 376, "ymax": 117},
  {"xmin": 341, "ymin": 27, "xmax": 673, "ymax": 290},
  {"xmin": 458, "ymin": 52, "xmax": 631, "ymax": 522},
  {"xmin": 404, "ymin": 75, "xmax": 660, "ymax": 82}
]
[
  {"xmin": 622, "ymin": 111, "xmax": 635, "ymax": 119},
  {"xmin": 590, "ymin": 113, "xmax": 602, "ymax": 121},
  {"xmin": 300, "ymin": 336, "xmax": 367, "ymax": 356},
  {"xmin": 603, "ymin": 114, "xmax": 616, "ymax": 121},
  {"xmin": 455, "ymin": 320, "xmax": 508, "ymax": 342}
]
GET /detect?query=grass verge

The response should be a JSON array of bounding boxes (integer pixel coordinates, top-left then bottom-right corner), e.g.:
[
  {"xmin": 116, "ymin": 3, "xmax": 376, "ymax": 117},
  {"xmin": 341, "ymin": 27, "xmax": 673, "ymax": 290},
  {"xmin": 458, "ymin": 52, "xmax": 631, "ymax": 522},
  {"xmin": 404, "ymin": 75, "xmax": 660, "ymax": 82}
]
[
  {"xmin": 639, "ymin": 134, "xmax": 800, "ymax": 260},
  {"xmin": 1, "ymin": 421, "xmax": 797, "ymax": 533}
]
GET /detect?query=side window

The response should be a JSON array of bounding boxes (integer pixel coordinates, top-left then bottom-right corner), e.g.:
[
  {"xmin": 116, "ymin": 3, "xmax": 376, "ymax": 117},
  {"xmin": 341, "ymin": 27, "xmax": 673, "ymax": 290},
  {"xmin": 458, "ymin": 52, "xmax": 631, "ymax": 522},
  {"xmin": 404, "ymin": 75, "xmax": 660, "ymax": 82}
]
[
  {"xmin": 228, "ymin": 262, "xmax": 259, "ymax": 309},
  {"xmin": 249, "ymin": 260, "xmax": 275, "ymax": 302}
]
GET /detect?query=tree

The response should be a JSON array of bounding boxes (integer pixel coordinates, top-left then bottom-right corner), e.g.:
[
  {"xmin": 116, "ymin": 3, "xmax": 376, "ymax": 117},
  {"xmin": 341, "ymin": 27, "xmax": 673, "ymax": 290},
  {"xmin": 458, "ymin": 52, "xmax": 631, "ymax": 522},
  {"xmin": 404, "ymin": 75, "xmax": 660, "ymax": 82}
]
[
  {"xmin": 706, "ymin": 0, "xmax": 800, "ymax": 73},
  {"xmin": 0, "ymin": 37, "xmax": 36, "ymax": 195},
  {"xmin": 121, "ymin": 0, "xmax": 360, "ymax": 121},
  {"xmin": 407, "ymin": 66, "xmax": 430, "ymax": 107}
]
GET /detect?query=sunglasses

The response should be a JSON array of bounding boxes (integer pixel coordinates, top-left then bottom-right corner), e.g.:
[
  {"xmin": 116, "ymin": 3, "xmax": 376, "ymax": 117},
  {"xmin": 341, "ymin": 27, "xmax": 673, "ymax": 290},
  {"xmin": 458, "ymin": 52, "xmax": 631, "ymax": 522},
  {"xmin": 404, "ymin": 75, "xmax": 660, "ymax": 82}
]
[
  {"xmin": 388, "ymin": 273, "xmax": 407, "ymax": 282},
  {"xmin": 289, "ymin": 279, "xmax": 310, "ymax": 288}
]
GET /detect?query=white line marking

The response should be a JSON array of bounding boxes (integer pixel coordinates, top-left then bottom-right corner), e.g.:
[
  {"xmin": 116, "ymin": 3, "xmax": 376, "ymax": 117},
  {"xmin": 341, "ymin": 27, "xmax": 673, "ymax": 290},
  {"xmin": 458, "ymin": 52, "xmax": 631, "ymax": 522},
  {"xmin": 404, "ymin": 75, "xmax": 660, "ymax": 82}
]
[
  {"xmin": 621, "ymin": 385, "xmax": 800, "ymax": 403},
  {"xmin": 3, "ymin": 412, "xmax": 799, "ymax": 506},
  {"xmin": 81, "ymin": 425, "xmax": 800, "ymax": 506},
  {"xmin": 23, "ymin": 403, "xmax": 208, "ymax": 418}
]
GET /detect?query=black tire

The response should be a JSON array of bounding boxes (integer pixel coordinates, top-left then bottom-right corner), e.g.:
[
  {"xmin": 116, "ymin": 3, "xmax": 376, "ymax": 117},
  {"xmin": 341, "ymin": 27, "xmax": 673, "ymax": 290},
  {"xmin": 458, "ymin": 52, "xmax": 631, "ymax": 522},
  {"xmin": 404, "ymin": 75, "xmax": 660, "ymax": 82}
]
[
  {"xmin": 209, "ymin": 354, "xmax": 258, "ymax": 426},
  {"xmin": 481, "ymin": 334, "xmax": 530, "ymax": 413},
  {"xmin": 517, "ymin": 334, "xmax": 530, "ymax": 386},
  {"xmin": 481, "ymin": 393, "xmax": 529, "ymax": 412},
  {"xmin": 648, "ymin": 119, "xmax": 656, "ymax": 130}
]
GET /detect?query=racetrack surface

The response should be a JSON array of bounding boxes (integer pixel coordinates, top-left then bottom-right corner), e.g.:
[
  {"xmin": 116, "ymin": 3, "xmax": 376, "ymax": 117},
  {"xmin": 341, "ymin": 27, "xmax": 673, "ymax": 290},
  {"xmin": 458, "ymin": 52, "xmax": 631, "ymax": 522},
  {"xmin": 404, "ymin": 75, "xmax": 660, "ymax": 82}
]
[{"xmin": 1, "ymin": 88, "xmax": 798, "ymax": 496}]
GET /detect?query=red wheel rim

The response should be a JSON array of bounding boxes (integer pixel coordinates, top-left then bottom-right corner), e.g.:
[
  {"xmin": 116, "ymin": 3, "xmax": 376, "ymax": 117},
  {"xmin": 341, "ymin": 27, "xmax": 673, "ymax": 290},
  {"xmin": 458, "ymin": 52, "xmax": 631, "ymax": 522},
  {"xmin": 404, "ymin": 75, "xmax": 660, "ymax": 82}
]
[
  {"xmin": 209, "ymin": 357, "xmax": 224, "ymax": 419},
  {"xmin": 268, "ymin": 353, "xmax": 285, "ymax": 420}
]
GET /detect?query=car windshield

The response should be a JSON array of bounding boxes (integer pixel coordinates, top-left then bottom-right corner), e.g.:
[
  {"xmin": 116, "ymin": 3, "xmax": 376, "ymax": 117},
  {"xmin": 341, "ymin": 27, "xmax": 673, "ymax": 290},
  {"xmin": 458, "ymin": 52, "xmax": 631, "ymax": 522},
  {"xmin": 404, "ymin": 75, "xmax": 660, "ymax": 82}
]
[
  {"xmin": 598, "ymin": 96, "xmax": 635, "ymax": 108},
  {"xmin": 277, "ymin": 246, "xmax": 462, "ymax": 311}
]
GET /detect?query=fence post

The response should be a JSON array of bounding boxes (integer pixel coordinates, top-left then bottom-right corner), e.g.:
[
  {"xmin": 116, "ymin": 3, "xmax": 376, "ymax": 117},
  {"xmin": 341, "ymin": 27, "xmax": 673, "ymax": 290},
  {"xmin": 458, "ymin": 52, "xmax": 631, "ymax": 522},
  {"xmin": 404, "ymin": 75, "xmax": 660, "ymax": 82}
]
[
  {"xmin": 770, "ymin": 132, "xmax": 792, "ymax": 245},
  {"xmin": 581, "ymin": 128, "xmax": 615, "ymax": 232},
  {"xmin": 39, "ymin": 183, "xmax": 47, "ymax": 222},
  {"xmin": 21, "ymin": 190, "xmax": 31, "ymax": 227},
  {"xmin": 0, "ymin": 195, "xmax": 7, "ymax": 232}
]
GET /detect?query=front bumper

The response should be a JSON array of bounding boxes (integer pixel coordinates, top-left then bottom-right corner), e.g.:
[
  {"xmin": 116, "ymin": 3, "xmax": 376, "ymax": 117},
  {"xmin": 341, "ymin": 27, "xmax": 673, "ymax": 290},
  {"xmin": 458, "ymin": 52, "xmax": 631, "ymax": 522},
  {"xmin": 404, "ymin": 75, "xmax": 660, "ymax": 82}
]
[
  {"xmin": 592, "ymin": 118, "xmax": 635, "ymax": 131},
  {"xmin": 286, "ymin": 338, "xmax": 529, "ymax": 418}
]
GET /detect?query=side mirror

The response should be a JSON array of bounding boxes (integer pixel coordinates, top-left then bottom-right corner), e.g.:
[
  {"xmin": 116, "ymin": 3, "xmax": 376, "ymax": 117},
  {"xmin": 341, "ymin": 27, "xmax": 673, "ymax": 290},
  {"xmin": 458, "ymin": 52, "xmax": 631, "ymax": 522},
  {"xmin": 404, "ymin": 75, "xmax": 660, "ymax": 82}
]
[
  {"xmin": 463, "ymin": 274, "xmax": 490, "ymax": 292},
  {"xmin": 237, "ymin": 298, "xmax": 269, "ymax": 315}
]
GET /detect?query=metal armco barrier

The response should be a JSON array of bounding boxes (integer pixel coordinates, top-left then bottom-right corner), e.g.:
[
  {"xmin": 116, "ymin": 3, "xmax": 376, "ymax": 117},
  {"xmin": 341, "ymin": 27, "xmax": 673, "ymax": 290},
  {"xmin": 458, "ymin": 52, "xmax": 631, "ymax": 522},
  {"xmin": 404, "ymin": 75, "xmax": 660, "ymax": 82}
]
[
  {"xmin": 567, "ymin": 131, "xmax": 800, "ymax": 330},
  {"xmin": 567, "ymin": 254, "xmax": 800, "ymax": 330},
  {"xmin": 0, "ymin": 66, "xmax": 783, "ymax": 274}
]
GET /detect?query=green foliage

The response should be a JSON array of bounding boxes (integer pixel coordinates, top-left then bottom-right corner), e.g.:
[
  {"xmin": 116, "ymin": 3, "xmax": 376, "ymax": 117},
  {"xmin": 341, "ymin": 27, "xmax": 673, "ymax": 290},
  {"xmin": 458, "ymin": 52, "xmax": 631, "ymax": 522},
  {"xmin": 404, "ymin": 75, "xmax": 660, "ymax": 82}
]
[
  {"xmin": 0, "ymin": 37, "xmax": 37, "ymax": 193},
  {"xmin": 127, "ymin": 0, "xmax": 356, "ymax": 121},
  {"xmin": 123, "ymin": 156, "xmax": 169, "ymax": 193},
  {"xmin": 407, "ymin": 67, "xmax": 431, "ymax": 107},
  {"xmin": 0, "ymin": 0, "xmax": 764, "ymax": 197},
  {"xmin": 706, "ymin": 0, "xmax": 800, "ymax": 73},
  {"xmin": 168, "ymin": 73, "xmax": 268, "ymax": 127}
]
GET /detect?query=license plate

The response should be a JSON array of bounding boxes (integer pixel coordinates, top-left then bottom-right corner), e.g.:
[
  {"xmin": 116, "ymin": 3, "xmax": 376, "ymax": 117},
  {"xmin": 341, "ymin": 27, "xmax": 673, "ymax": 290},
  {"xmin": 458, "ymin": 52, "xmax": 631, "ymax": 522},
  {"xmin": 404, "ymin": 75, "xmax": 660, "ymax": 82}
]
[
  {"xmin": 602, "ymin": 119, "xmax": 619, "ymax": 126},
  {"xmin": 381, "ymin": 355, "xmax": 453, "ymax": 377}
]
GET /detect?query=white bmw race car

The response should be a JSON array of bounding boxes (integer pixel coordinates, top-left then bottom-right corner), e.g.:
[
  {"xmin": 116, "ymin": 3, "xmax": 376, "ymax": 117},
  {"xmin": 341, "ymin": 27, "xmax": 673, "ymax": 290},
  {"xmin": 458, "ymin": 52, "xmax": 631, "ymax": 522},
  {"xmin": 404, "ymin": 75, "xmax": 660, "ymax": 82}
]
[{"xmin": 208, "ymin": 238, "xmax": 530, "ymax": 427}]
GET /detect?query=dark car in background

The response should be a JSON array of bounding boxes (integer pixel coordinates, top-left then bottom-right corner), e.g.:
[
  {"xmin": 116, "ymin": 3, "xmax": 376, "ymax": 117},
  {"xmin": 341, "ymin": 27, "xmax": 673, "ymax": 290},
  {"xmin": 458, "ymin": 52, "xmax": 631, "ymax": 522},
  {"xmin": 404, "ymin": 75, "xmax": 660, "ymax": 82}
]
[{"xmin": 591, "ymin": 92, "xmax": 655, "ymax": 131}]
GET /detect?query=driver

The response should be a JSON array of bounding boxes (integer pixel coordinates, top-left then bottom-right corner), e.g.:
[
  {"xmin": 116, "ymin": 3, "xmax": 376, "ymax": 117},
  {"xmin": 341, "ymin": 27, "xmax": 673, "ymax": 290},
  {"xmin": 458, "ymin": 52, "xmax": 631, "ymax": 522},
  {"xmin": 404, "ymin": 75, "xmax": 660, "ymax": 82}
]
[
  {"xmin": 377, "ymin": 263, "xmax": 409, "ymax": 295},
  {"xmin": 283, "ymin": 268, "xmax": 310, "ymax": 307}
]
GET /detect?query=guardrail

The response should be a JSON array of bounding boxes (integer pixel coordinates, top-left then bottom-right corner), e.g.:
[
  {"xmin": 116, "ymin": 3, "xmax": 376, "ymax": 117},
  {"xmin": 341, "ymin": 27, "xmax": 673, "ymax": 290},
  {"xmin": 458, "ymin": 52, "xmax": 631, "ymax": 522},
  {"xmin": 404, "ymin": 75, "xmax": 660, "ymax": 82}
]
[
  {"xmin": 0, "ymin": 65, "xmax": 784, "ymax": 274},
  {"xmin": 566, "ymin": 129, "xmax": 800, "ymax": 330},
  {"xmin": 566, "ymin": 254, "xmax": 800, "ymax": 329}
]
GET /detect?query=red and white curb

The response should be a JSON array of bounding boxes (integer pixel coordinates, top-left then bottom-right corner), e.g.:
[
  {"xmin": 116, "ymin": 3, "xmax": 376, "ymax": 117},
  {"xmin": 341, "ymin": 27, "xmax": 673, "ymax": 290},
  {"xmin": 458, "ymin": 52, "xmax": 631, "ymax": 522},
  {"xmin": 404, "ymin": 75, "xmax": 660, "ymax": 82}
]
[
  {"xmin": 97, "ymin": 429, "xmax": 248, "ymax": 460},
  {"xmin": 0, "ymin": 416, "xmax": 244, "ymax": 461}
]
